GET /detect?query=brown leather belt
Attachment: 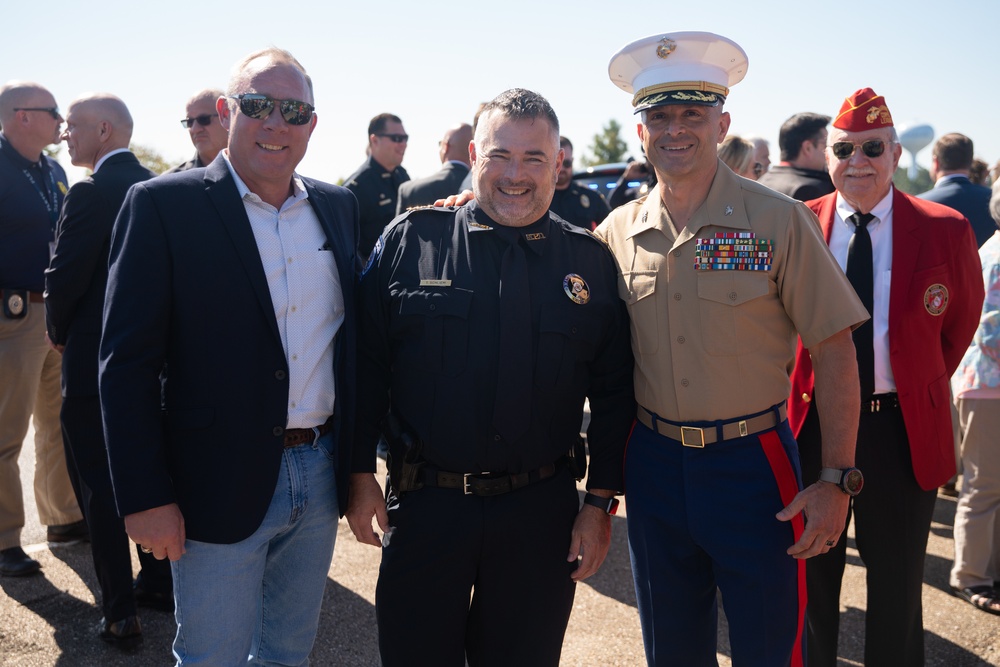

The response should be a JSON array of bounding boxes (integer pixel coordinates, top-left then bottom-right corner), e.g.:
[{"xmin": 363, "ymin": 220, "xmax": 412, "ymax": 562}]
[
  {"xmin": 283, "ymin": 416, "xmax": 333, "ymax": 448},
  {"xmin": 637, "ymin": 404, "xmax": 787, "ymax": 448},
  {"xmin": 422, "ymin": 462, "xmax": 559, "ymax": 496},
  {"xmin": 28, "ymin": 291, "xmax": 44, "ymax": 304}
]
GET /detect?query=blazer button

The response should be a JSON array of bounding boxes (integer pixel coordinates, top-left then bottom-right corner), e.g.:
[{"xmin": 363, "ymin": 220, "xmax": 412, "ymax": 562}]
[
  {"xmin": 801, "ymin": 393, "xmax": 811, "ymax": 402},
  {"xmin": 275, "ymin": 370, "xmax": 287, "ymax": 380},
  {"xmin": 273, "ymin": 426, "xmax": 284, "ymax": 436}
]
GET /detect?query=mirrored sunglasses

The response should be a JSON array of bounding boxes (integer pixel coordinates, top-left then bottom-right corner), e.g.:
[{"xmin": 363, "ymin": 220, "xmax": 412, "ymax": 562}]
[
  {"xmin": 230, "ymin": 94, "xmax": 314, "ymax": 126},
  {"xmin": 180, "ymin": 114, "xmax": 218, "ymax": 129},
  {"xmin": 830, "ymin": 140, "xmax": 887, "ymax": 160}
]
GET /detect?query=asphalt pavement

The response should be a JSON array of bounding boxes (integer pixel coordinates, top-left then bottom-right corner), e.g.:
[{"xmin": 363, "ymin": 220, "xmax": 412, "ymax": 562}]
[{"xmin": 2, "ymin": 431, "xmax": 998, "ymax": 666}]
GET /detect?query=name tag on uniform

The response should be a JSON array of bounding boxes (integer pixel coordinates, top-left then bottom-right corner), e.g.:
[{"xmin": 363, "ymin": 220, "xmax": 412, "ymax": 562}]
[{"xmin": 420, "ymin": 279, "xmax": 452, "ymax": 287}]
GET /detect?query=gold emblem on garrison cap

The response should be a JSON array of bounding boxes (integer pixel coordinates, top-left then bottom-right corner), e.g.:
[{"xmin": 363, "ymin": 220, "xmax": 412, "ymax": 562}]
[
  {"xmin": 656, "ymin": 38, "xmax": 677, "ymax": 59},
  {"xmin": 563, "ymin": 274, "xmax": 590, "ymax": 304},
  {"xmin": 923, "ymin": 284, "xmax": 949, "ymax": 316}
]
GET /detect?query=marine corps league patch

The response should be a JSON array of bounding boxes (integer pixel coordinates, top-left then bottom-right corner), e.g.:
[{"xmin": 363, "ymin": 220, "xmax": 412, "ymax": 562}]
[{"xmin": 923, "ymin": 283, "xmax": 949, "ymax": 316}]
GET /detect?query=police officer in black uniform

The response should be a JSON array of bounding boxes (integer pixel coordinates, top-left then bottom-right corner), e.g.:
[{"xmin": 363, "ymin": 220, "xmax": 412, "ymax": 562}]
[
  {"xmin": 344, "ymin": 112, "xmax": 410, "ymax": 260},
  {"xmin": 346, "ymin": 89, "xmax": 635, "ymax": 667},
  {"xmin": 548, "ymin": 136, "xmax": 611, "ymax": 230}
]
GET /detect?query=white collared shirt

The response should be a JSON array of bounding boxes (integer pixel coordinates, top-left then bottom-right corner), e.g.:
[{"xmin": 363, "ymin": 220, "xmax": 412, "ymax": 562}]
[
  {"xmin": 222, "ymin": 152, "xmax": 343, "ymax": 429},
  {"xmin": 829, "ymin": 188, "xmax": 895, "ymax": 393},
  {"xmin": 93, "ymin": 148, "xmax": 132, "ymax": 173}
]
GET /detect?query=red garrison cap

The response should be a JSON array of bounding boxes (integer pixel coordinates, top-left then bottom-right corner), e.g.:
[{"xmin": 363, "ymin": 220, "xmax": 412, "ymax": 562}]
[{"xmin": 832, "ymin": 87, "xmax": 893, "ymax": 131}]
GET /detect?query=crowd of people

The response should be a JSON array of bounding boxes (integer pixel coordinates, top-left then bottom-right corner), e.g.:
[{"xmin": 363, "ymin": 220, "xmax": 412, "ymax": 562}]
[{"xmin": 1, "ymin": 29, "xmax": 998, "ymax": 667}]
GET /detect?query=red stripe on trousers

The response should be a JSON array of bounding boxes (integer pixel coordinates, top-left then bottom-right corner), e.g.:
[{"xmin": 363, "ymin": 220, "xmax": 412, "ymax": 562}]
[{"xmin": 759, "ymin": 430, "xmax": 806, "ymax": 667}]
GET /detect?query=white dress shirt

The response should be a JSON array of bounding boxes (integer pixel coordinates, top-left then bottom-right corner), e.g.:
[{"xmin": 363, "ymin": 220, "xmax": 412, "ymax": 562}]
[
  {"xmin": 829, "ymin": 188, "xmax": 895, "ymax": 393},
  {"xmin": 222, "ymin": 152, "xmax": 343, "ymax": 428}
]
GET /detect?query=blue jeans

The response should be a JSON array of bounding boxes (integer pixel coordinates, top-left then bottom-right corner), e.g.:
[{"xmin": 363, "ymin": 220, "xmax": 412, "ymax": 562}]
[{"xmin": 170, "ymin": 430, "xmax": 339, "ymax": 666}]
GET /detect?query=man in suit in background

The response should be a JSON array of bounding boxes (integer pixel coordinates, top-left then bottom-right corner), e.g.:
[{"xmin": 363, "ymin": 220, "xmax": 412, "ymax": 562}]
[
  {"xmin": 788, "ymin": 88, "xmax": 983, "ymax": 667},
  {"xmin": 396, "ymin": 122, "xmax": 471, "ymax": 214},
  {"xmin": 757, "ymin": 112, "xmax": 834, "ymax": 201},
  {"xmin": 45, "ymin": 93, "xmax": 173, "ymax": 644},
  {"xmin": 99, "ymin": 47, "xmax": 359, "ymax": 665},
  {"xmin": 919, "ymin": 132, "xmax": 994, "ymax": 248},
  {"xmin": 168, "ymin": 88, "xmax": 228, "ymax": 173}
]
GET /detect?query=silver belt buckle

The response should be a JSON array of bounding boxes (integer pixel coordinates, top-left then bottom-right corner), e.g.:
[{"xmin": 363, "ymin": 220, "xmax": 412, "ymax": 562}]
[
  {"xmin": 680, "ymin": 426, "xmax": 705, "ymax": 448},
  {"xmin": 463, "ymin": 472, "xmax": 488, "ymax": 495}
]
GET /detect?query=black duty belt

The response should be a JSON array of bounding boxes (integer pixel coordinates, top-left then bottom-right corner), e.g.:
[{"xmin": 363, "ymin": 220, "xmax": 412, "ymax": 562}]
[
  {"xmin": 637, "ymin": 404, "xmax": 786, "ymax": 448},
  {"xmin": 420, "ymin": 462, "xmax": 559, "ymax": 496},
  {"xmin": 283, "ymin": 416, "xmax": 333, "ymax": 448},
  {"xmin": 863, "ymin": 393, "xmax": 899, "ymax": 413}
]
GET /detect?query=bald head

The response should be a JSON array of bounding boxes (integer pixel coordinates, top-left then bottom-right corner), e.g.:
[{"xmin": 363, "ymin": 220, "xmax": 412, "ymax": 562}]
[
  {"xmin": 440, "ymin": 123, "xmax": 473, "ymax": 166},
  {"xmin": 184, "ymin": 88, "xmax": 227, "ymax": 164},
  {"xmin": 0, "ymin": 80, "xmax": 63, "ymax": 160},
  {"xmin": 63, "ymin": 93, "xmax": 134, "ymax": 169}
]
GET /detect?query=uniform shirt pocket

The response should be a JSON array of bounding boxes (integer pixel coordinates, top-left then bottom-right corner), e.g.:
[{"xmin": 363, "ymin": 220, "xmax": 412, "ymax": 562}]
[
  {"xmin": 621, "ymin": 270, "xmax": 658, "ymax": 355},
  {"xmin": 697, "ymin": 272, "xmax": 770, "ymax": 356},
  {"xmin": 395, "ymin": 288, "xmax": 473, "ymax": 376},
  {"xmin": 535, "ymin": 308, "xmax": 602, "ymax": 390}
]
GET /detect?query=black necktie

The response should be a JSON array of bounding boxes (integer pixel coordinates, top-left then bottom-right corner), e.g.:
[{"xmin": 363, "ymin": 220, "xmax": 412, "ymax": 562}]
[
  {"xmin": 493, "ymin": 229, "xmax": 532, "ymax": 442},
  {"xmin": 846, "ymin": 212, "xmax": 875, "ymax": 399}
]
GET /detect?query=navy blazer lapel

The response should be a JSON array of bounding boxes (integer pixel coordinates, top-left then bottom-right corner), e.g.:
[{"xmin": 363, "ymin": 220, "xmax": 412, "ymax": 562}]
[
  {"xmin": 203, "ymin": 159, "xmax": 283, "ymax": 347},
  {"xmin": 304, "ymin": 180, "xmax": 357, "ymax": 284}
]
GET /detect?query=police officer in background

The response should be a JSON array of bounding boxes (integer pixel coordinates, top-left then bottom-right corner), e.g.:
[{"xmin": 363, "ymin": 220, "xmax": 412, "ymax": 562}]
[
  {"xmin": 347, "ymin": 88, "xmax": 635, "ymax": 667},
  {"xmin": 549, "ymin": 136, "xmax": 611, "ymax": 230},
  {"xmin": 344, "ymin": 113, "xmax": 410, "ymax": 259},
  {"xmin": 596, "ymin": 33, "xmax": 869, "ymax": 665}
]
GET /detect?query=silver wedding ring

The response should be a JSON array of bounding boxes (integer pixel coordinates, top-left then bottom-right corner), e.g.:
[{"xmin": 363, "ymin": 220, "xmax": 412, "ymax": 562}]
[{"xmin": 140, "ymin": 545, "xmax": 153, "ymax": 554}]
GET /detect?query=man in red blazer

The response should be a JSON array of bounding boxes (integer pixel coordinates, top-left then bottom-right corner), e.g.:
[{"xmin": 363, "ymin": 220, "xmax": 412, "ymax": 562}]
[{"xmin": 788, "ymin": 88, "xmax": 983, "ymax": 667}]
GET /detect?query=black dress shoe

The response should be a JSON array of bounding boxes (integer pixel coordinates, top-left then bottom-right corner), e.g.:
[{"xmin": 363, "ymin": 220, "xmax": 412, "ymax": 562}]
[
  {"xmin": 47, "ymin": 519, "xmax": 89, "ymax": 544},
  {"xmin": 134, "ymin": 580, "xmax": 174, "ymax": 612},
  {"xmin": 98, "ymin": 615, "xmax": 143, "ymax": 644},
  {"xmin": 0, "ymin": 546, "xmax": 41, "ymax": 577}
]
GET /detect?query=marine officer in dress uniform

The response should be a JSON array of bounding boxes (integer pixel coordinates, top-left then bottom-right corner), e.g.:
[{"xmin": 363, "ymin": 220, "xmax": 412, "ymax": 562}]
[
  {"xmin": 595, "ymin": 32, "xmax": 870, "ymax": 666},
  {"xmin": 549, "ymin": 136, "xmax": 611, "ymax": 230},
  {"xmin": 347, "ymin": 88, "xmax": 635, "ymax": 667},
  {"xmin": 344, "ymin": 112, "xmax": 410, "ymax": 259}
]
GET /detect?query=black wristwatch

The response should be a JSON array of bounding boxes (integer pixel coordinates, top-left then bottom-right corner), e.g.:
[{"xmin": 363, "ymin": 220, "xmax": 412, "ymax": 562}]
[
  {"xmin": 819, "ymin": 467, "xmax": 864, "ymax": 496},
  {"xmin": 583, "ymin": 493, "xmax": 620, "ymax": 516}
]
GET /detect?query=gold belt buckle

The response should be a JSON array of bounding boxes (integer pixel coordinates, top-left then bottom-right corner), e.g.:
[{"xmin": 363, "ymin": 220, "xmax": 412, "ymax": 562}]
[{"xmin": 680, "ymin": 426, "xmax": 705, "ymax": 448}]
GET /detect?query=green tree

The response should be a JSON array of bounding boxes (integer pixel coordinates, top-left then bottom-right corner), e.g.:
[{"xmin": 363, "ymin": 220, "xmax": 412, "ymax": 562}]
[
  {"xmin": 892, "ymin": 165, "xmax": 932, "ymax": 195},
  {"xmin": 130, "ymin": 143, "xmax": 173, "ymax": 175},
  {"xmin": 583, "ymin": 119, "xmax": 629, "ymax": 166}
]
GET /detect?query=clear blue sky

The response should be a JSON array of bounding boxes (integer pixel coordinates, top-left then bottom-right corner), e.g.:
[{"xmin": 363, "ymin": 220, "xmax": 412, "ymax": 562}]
[{"xmin": 5, "ymin": 0, "xmax": 996, "ymax": 186}]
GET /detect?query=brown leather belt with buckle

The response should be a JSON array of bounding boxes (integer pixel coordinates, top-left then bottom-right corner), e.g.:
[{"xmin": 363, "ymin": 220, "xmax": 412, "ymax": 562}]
[
  {"xmin": 863, "ymin": 393, "xmax": 899, "ymax": 413},
  {"xmin": 283, "ymin": 416, "xmax": 333, "ymax": 448},
  {"xmin": 637, "ymin": 404, "xmax": 787, "ymax": 448},
  {"xmin": 422, "ymin": 462, "xmax": 559, "ymax": 496}
]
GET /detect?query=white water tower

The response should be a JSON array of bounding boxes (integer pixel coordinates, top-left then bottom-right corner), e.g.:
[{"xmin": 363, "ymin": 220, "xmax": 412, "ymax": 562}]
[{"xmin": 897, "ymin": 123, "xmax": 934, "ymax": 180}]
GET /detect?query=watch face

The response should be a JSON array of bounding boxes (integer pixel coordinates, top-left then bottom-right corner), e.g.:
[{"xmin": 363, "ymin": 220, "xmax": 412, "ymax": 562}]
[{"xmin": 844, "ymin": 469, "xmax": 864, "ymax": 495}]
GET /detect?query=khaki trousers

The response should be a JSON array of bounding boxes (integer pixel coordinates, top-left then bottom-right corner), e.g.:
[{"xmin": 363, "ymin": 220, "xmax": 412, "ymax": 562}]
[
  {"xmin": 950, "ymin": 397, "xmax": 1000, "ymax": 589},
  {"xmin": 0, "ymin": 304, "xmax": 81, "ymax": 550}
]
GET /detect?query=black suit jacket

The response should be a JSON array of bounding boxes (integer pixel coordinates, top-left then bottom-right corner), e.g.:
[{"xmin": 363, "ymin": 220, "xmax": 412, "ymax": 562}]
[
  {"xmin": 918, "ymin": 176, "xmax": 994, "ymax": 248},
  {"xmin": 45, "ymin": 152, "xmax": 155, "ymax": 398},
  {"xmin": 99, "ymin": 157, "xmax": 360, "ymax": 543},
  {"xmin": 396, "ymin": 161, "xmax": 469, "ymax": 215}
]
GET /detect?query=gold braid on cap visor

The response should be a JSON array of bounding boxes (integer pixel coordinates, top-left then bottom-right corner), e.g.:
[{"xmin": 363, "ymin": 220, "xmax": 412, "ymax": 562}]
[{"xmin": 632, "ymin": 81, "xmax": 730, "ymax": 107}]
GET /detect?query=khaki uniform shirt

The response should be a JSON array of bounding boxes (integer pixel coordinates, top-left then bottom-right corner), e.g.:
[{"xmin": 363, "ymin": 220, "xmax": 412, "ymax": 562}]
[{"xmin": 595, "ymin": 161, "xmax": 867, "ymax": 422}]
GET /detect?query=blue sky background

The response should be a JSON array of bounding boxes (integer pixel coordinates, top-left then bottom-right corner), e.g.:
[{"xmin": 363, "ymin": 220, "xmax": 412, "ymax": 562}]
[{"xmin": 5, "ymin": 0, "xmax": 995, "ymax": 186}]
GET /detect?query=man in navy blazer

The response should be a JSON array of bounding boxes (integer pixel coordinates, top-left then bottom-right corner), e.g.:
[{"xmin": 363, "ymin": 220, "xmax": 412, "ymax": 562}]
[
  {"xmin": 99, "ymin": 48, "xmax": 360, "ymax": 665},
  {"xmin": 395, "ymin": 122, "xmax": 472, "ymax": 214},
  {"xmin": 45, "ymin": 93, "xmax": 172, "ymax": 644},
  {"xmin": 918, "ymin": 133, "xmax": 993, "ymax": 247}
]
